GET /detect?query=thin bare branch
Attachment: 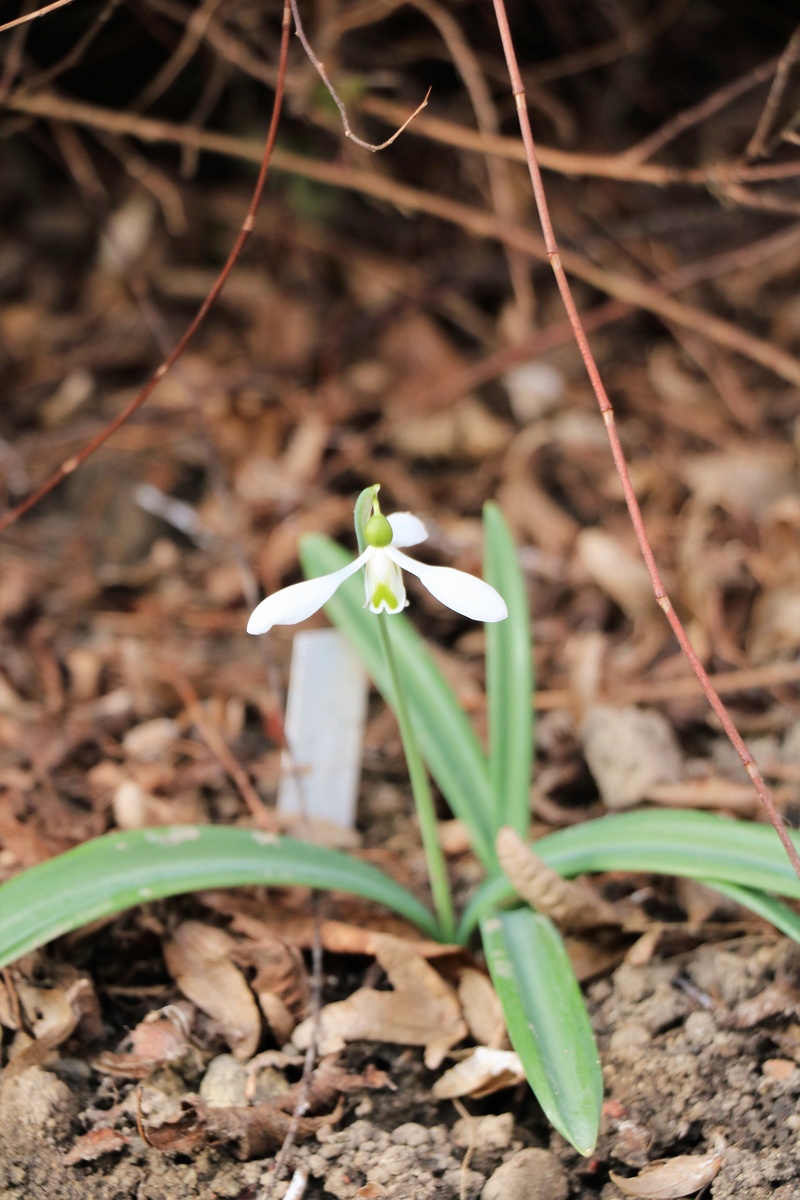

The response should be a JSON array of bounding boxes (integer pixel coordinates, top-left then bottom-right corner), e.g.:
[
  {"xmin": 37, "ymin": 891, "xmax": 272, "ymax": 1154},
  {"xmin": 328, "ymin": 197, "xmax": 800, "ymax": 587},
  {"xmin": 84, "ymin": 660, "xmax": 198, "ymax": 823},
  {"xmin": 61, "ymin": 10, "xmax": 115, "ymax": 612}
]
[
  {"xmin": 21, "ymin": 0, "xmax": 123, "ymax": 94},
  {"xmin": 132, "ymin": 0, "xmax": 225, "ymax": 113},
  {"xmin": 409, "ymin": 0, "xmax": 535, "ymax": 327},
  {"xmin": 0, "ymin": 0, "xmax": 74, "ymax": 35},
  {"xmin": 620, "ymin": 54, "xmax": 780, "ymax": 166},
  {"xmin": 168, "ymin": 671, "xmax": 276, "ymax": 831},
  {"xmin": 745, "ymin": 23, "xmax": 800, "ymax": 159},
  {"xmin": 287, "ymin": 0, "xmax": 429, "ymax": 152},
  {"xmin": 7, "ymin": 89, "xmax": 800, "ymax": 389},
  {"xmin": 526, "ymin": 0, "xmax": 687, "ymax": 86},
  {"xmin": 0, "ymin": 0, "xmax": 32, "ymax": 101},
  {"xmin": 491, "ymin": 0, "xmax": 800, "ymax": 883}
]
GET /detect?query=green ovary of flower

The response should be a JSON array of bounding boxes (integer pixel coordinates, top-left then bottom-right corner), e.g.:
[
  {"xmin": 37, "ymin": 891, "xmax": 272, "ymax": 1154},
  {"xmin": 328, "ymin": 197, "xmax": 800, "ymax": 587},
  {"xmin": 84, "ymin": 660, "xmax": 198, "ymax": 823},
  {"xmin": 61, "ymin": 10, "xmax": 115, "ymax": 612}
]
[{"xmin": 365, "ymin": 513, "xmax": 393, "ymax": 548}]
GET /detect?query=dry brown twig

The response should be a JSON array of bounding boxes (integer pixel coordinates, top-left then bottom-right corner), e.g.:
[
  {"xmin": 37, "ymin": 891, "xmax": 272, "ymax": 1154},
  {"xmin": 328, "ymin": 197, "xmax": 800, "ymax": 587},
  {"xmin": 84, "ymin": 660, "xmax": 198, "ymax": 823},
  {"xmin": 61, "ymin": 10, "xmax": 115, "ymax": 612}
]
[
  {"xmin": 523, "ymin": 0, "xmax": 687, "ymax": 86},
  {"xmin": 745, "ymin": 22, "xmax": 800, "ymax": 160},
  {"xmin": 167, "ymin": 671, "xmax": 276, "ymax": 832},
  {"xmin": 0, "ymin": 0, "xmax": 33, "ymax": 101},
  {"xmin": 619, "ymin": 52, "xmax": 781, "ymax": 166},
  {"xmin": 0, "ymin": 0, "xmax": 74, "ymax": 35},
  {"xmin": 407, "ymin": 0, "xmax": 535, "ymax": 330},
  {"xmin": 18, "ymin": 0, "xmax": 123, "ymax": 95},
  {"xmin": 6, "ymin": 90, "xmax": 800, "ymax": 390},
  {"xmin": 287, "ymin": 0, "xmax": 431, "ymax": 152},
  {"xmin": 131, "ymin": 0, "xmax": 226, "ymax": 113},
  {"xmin": 490, "ymin": 0, "xmax": 800, "ymax": 883}
]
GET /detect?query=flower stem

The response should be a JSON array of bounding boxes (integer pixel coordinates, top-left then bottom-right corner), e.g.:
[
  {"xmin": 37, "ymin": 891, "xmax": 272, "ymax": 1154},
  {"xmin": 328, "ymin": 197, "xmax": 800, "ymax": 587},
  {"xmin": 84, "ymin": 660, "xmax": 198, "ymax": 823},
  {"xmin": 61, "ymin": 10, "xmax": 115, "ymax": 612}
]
[{"xmin": 377, "ymin": 615, "xmax": 456, "ymax": 943}]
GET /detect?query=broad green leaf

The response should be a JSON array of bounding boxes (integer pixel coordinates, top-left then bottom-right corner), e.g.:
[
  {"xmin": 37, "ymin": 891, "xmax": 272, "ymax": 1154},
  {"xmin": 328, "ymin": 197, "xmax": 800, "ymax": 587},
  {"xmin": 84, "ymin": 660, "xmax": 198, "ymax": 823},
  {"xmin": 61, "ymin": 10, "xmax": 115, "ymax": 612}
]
[
  {"xmin": 481, "ymin": 908, "xmax": 601, "ymax": 1155},
  {"xmin": 0, "ymin": 825, "xmax": 438, "ymax": 969},
  {"xmin": 300, "ymin": 534, "xmax": 497, "ymax": 869},
  {"xmin": 483, "ymin": 502, "xmax": 533, "ymax": 838},
  {"xmin": 459, "ymin": 808, "xmax": 800, "ymax": 939}
]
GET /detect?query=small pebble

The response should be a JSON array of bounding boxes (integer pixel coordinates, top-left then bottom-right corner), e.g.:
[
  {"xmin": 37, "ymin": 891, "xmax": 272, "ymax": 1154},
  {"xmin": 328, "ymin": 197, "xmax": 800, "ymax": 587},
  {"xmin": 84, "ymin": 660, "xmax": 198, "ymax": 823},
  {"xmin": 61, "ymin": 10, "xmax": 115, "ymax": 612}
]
[
  {"xmin": 390, "ymin": 1123, "xmax": 429, "ymax": 1147},
  {"xmin": 684, "ymin": 1010, "xmax": 716, "ymax": 1047},
  {"xmin": 482, "ymin": 1148, "xmax": 568, "ymax": 1200}
]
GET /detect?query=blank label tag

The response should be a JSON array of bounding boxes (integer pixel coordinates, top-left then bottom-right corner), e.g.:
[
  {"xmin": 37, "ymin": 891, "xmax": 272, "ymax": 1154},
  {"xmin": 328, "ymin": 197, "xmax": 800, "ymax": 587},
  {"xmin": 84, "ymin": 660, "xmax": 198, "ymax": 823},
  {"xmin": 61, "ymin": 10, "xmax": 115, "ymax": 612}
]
[{"xmin": 277, "ymin": 629, "xmax": 368, "ymax": 828}]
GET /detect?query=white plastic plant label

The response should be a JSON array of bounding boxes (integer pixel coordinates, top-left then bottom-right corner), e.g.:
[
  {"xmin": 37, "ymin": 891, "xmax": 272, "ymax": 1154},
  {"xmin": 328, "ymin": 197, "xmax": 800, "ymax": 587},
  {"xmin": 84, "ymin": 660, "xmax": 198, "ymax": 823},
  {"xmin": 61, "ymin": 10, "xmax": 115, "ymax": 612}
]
[{"xmin": 277, "ymin": 628, "xmax": 368, "ymax": 828}]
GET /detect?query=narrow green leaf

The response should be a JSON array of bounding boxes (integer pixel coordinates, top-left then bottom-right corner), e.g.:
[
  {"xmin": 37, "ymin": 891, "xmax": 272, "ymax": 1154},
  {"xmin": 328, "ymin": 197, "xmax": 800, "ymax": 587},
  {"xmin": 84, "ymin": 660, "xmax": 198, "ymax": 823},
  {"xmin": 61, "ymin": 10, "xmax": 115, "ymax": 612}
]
[
  {"xmin": 300, "ymin": 534, "xmax": 497, "ymax": 869},
  {"xmin": 700, "ymin": 879, "xmax": 800, "ymax": 941},
  {"xmin": 0, "ymin": 825, "xmax": 439, "ymax": 969},
  {"xmin": 483, "ymin": 502, "xmax": 533, "ymax": 838},
  {"xmin": 481, "ymin": 908, "xmax": 602, "ymax": 1155},
  {"xmin": 459, "ymin": 809, "xmax": 800, "ymax": 939}
]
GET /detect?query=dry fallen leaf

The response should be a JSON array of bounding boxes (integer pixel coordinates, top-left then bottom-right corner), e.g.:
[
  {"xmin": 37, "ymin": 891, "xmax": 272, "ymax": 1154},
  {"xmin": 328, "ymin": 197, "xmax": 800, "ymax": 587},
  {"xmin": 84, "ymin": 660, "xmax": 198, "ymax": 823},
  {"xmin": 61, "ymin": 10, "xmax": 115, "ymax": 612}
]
[
  {"xmin": 63, "ymin": 1127, "xmax": 131, "ymax": 1166},
  {"xmin": 681, "ymin": 447, "xmax": 795, "ymax": 518},
  {"xmin": 576, "ymin": 528, "xmax": 653, "ymax": 623},
  {"xmin": 292, "ymin": 933, "xmax": 467, "ymax": 1069},
  {"xmin": 457, "ymin": 967, "xmax": 507, "ymax": 1048},
  {"xmin": 390, "ymin": 396, "xmax": 510, "ymax": 460},
  {"xmin": 580, "ymin": 705, "xmax": 683, "ymax": 809},
  {"xmin": 276, "ymin": 1054, "xmax": 394, "ymax": 1114},
  {"xmin": 93, "ymin": 1006, "xmax": 192, "ymax": 1079},
  {"xmin": 143, "ymin": 1094, "xmax": 335, "ymax": 1160},
  {"xmin": 728, "ymin": 979, "xmax": 800, "ymax": 1028},
  {"xmin": 609, "ymin": 1141, "xmax": 724, "ymax": 1198},
  {"xmin": 235, "ymin": 929, "xmax": 309, "ymax": 1045},
  {"xmin": 432, "ymin": 1047, "xmax": 525, "ymax": 1100},
  {"xmin": 2, "ymin": 973, "xmax": 95, "ymax": 1081},
  {"xmin": 163, "ymin": 921, "xmax": 261, "ymax": 1060}
]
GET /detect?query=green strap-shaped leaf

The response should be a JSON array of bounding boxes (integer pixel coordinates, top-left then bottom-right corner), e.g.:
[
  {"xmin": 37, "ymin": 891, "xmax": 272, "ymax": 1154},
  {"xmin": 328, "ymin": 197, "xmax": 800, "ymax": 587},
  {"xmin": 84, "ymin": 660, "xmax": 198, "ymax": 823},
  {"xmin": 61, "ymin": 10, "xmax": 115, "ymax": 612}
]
[
  {"xmin": 300, "ymin": 533, "xmax": 497, "ymax": 869},
  {"xmin": 0, "ymin": 825, "xmax": 438, "ymax": 969},
  {"xmin": 700, "ymin": 879, "xmax": 800, "ymax": 941},
  {"xmin": 483, "ymin": 502, "xmax": 533, "ymax": 839},
  {"xmin": 481, "ymin": 908, "xmax": 602, "ymax": 1155},
  {"xmin": 459, "ymin": 808, "xmax": 800, "ymax": 939}
]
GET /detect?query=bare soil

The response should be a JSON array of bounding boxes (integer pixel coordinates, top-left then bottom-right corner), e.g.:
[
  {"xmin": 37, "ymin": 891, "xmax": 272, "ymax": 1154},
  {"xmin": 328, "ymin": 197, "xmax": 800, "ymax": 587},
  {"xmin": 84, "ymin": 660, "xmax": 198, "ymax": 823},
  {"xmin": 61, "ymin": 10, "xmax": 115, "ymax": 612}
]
[{"xmin": 2, "ymin": 937, "xmax": 799, "ymax": 1198}]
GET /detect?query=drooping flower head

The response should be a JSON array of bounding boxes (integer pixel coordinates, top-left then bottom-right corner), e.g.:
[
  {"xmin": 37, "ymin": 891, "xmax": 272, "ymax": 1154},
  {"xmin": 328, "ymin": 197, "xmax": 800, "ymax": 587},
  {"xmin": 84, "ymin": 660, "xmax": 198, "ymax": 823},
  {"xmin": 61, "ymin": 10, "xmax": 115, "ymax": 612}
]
[{"xmin": 247, "ymin": 485, "xmax": 507, "ymax": 635}]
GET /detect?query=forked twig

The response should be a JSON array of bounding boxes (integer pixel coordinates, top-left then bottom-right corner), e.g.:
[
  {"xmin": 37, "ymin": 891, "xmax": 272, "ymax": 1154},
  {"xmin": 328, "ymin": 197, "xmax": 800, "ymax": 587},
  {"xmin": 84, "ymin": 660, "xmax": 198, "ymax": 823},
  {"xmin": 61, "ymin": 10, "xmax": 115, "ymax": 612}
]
[
  {"xmin": 490, "ymin": 0, "xmax": 800, "ymax": 883},
  {"xmin": 0, "ymin": 0, "xmax": 293, "ymax": 536},
  {"xmin": 287, "ymin": 0, "xmax": 430, "ymax": 151}
]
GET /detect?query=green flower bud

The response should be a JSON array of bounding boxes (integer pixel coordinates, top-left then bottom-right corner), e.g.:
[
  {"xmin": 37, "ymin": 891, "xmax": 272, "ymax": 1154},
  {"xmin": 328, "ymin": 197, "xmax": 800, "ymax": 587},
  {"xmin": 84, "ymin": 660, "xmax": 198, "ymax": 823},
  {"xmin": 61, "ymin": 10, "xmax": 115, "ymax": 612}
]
[{"xmin": 364, "ymin": 513, "xmax": 393, "ymax": 548}]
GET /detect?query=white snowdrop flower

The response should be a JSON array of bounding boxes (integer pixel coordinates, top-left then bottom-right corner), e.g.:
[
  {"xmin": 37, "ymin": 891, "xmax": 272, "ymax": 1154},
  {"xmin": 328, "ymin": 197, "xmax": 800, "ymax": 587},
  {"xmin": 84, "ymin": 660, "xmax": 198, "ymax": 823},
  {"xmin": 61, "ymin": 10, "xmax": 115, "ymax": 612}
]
[{"xmin": 247, "ymin": 503, "xmax": 507, "ymax": 634}]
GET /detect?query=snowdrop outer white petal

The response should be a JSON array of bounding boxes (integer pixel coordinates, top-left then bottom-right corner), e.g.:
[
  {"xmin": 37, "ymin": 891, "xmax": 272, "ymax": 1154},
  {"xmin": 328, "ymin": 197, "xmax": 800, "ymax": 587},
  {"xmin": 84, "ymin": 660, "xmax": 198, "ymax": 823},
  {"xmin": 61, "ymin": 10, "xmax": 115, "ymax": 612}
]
[
  {"xmin": 387, "ymin": 511, "xmax": 428, "ymax": 548},
  {"xmin": 387, "ymin": 547, "xmax": 508, "ymax": 623},
  {"xmin": 247, "ymin": 549, "xmax": 372, "ymax": 634},
  {"xmin": 364, "ymin": 547, "xmax": 408, "ymax": 613}
]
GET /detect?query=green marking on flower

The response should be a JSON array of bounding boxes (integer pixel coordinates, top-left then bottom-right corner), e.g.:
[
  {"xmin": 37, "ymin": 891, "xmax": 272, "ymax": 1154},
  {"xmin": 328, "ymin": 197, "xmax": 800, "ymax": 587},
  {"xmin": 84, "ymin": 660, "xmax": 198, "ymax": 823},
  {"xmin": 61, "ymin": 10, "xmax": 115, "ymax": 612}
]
[
  {"xmin": 365, "ymin": 513, "xmax": 393, "ymax": 548},
  {"xmin": 247, "ymin": 492, "xmax": 508, "ymax": 634},
  {"xmin": 371, "ymin": 582, "xmax": 400, "ymax": 611}
]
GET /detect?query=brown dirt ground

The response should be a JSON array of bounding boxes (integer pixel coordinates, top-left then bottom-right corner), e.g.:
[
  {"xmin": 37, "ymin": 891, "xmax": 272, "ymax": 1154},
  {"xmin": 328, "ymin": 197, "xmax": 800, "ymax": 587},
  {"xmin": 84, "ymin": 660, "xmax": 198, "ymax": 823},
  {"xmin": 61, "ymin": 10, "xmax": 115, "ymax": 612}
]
[{"xmin": 1, "ymin": 937, "xmax": 800, "ymax": 1198}]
